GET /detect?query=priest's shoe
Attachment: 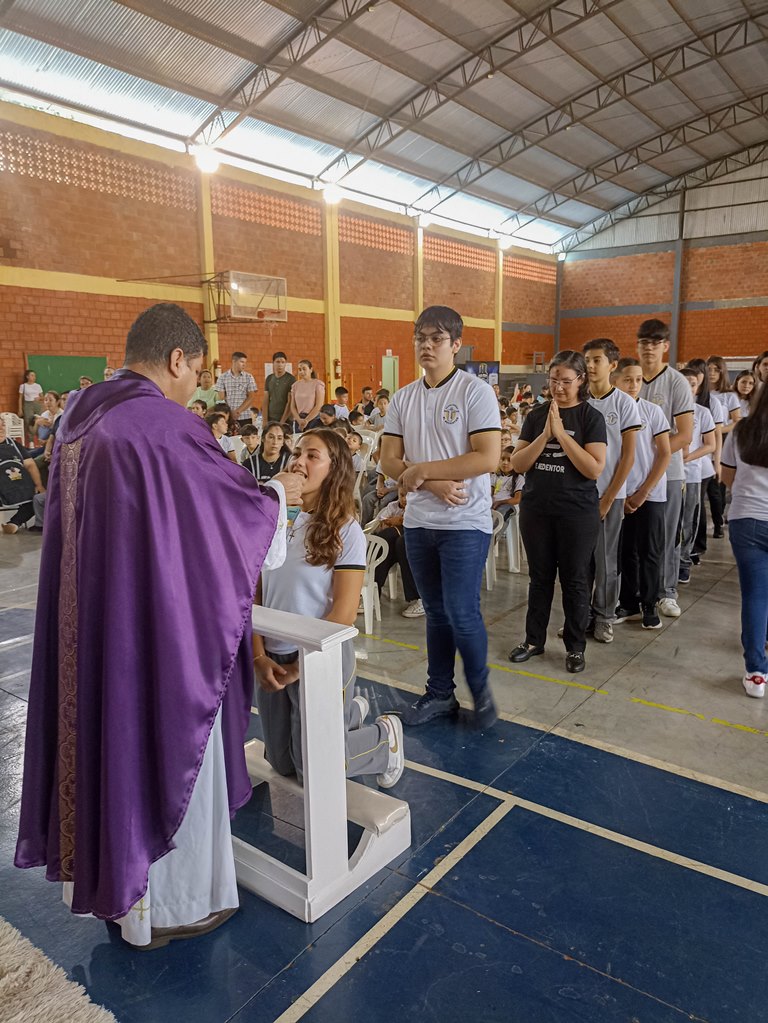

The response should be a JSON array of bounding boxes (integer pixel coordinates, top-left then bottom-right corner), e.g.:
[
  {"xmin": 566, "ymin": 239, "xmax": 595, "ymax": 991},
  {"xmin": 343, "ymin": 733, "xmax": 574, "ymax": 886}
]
[{"xmin": 138, "ymin": 907, "xmax": 238, "ymax": 951}]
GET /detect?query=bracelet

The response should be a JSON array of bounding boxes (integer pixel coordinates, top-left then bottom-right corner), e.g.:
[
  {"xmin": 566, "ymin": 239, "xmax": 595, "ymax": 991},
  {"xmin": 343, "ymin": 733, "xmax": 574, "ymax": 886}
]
[{"xmin": 253, "ymin": 653, "xmax": 268, "ymax": 662}]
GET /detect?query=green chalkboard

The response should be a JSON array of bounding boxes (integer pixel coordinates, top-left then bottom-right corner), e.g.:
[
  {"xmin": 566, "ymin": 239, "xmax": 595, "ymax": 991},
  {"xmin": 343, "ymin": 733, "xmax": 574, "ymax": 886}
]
[{"xmin": 26, "ymin": 355, "xmax": 107, "ymax": 395}]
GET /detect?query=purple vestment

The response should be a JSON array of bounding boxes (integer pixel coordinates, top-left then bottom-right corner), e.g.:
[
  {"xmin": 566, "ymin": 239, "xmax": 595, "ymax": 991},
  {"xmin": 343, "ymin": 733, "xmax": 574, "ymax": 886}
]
[{"xmin": 15, "ymin": 371, "xmax": 279, "ymax": 920}]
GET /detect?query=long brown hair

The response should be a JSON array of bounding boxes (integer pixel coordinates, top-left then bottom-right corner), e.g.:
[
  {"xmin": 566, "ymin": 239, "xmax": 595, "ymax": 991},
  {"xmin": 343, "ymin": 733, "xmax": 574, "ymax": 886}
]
[
  {"xmin": 706, "ymin": 355, "xmax": 730, "ymax": 393},
  {"xmin": 734, "ymin": 373, "xmax": 768, "ymax": 468},
  {"xmin": 293, "ymin": 428, "xmax": 356, "ymax": 567}
]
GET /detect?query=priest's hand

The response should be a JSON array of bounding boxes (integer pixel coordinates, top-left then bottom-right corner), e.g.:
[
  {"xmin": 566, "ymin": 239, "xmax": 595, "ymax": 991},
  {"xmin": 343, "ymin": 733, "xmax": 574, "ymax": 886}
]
[{"xmin": 273, "ymin": 471, "xmax": 304, "ymax": 507}]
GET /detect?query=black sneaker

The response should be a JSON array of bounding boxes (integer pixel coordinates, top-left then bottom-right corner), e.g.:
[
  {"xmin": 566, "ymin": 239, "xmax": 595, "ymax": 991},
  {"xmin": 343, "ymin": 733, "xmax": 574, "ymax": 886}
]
[
  {"xmin": 690, "ymin": 553, "xmax": 701, "ymax": 566},
  {"xmin": 402, "ymin": 691, "xmax": 459, "ymax": 726},
  {"xmin": 641, "ymin": 604, "xmax": 662, "ymax": 630},
  {"xmin": 713, "ymin": 527, "xmax": 724, "ymax": 539},
  {"xmin": 473, "ymin": 687, "xmax": 498, "ymax": 730},
  {"xmin": 677, "ymin": 566, "xmax": 690, "ymax": 585},
  {"xmin": 614, "ymin": 605, "xmax": 641, "ymax": 624}
]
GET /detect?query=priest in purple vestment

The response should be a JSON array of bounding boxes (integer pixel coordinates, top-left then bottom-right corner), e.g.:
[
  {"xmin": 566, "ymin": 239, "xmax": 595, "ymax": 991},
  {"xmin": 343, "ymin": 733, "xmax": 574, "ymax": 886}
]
[{"xmin": 15, "ymin": 303, "xmax": 302, "ymax": 948}]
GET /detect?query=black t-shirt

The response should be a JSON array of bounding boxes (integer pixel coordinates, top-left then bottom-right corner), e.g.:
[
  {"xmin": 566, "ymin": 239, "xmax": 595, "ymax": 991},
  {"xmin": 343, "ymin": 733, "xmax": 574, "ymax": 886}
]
[
  {"xmin": 519, "ymin": 401, "xmax": 607, "ymax": 514},
  {"xmin": 241, "ymin": 449, "xmax": 289, "ymax": 482}
]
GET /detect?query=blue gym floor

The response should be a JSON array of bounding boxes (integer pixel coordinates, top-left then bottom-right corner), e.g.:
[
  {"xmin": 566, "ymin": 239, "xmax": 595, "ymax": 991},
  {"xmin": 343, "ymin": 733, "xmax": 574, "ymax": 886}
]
[{"xmin": 3, "ymin": 603, "xmax": 768, "ymax": 1022}]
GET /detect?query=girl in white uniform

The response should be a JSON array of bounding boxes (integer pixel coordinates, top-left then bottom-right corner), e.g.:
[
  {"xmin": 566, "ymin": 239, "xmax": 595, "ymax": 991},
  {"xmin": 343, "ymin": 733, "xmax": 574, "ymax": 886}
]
[
  {"xmin": 253, "ymin": 427, "xmax": 403, "ymax": 788},
  {"xmin": 733, "ymin": 371, "xmax": 757, "ymax": 419}
]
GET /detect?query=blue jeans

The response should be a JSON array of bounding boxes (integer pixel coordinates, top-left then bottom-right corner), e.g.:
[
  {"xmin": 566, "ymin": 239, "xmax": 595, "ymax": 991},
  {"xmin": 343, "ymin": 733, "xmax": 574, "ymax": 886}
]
[
  {"xmin": 729, "ymin": 518, "xmax": 768, "ymax": 674},
  {"xmin": 404, "ymin": 527, "xmax": 491, "ymax": 699}
]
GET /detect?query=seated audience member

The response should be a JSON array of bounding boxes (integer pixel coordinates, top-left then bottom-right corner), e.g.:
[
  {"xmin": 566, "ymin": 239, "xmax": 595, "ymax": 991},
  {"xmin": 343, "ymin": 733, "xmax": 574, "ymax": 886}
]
[
  {"xmin": 253, "ymin": 428, "xmax": 403, "ymax": 786},
  {"xmin": 213, "ymin": 401, "xmax": 236, "ymax": 434},
  {"xmin": 305, "ymin": 404, "xmax": 338, "ymax": 431},
  {"xmin": 188, "ymin": 368, "xmax": 218, "ymax": 410},
  {"xmin": 334, "ymin": 386, "xmax": 351, "ymax": 418},
  {"xmin": 103, "ymin": 366, "xmax": 115, "ymax": 380},
  {"xmin": 241, "ymin": 422, "xmax": 291, "ymax": 481},
  {"xmin": 206, "ymin": 411, "xmax": 237, "ymax": 462},
  {"xmin": 371, "ymin": 488, "xmax": 423, "ymax": 618},
  {"xmin": 734, "ymin": 371, "xmax": 756, "ymax": 418},
  {"xmin": 0, "ymin": 418, "xmax": 46, "ymax": 534},
  {"xmin": 79, "ymin": 376, "xmax": 93, "ymax": 389},
  {"xmin": 34, "ymin": 391, "xmax": 68, "ymax": 487},
  {"xmin": 721, "ymin": 380, "xmax": 768, "ymax": 697},
  {"xmin": 361, "ymin": 465, "xmax": 398, "ymax": 525},
  {"xmin": 349, "ymin": 409, "xmax": 365, "ymax": 427},
  {"xmin": 28, "ymin": 491, "xmax": 46, "ymax": 533},
  {"xmin": 367, "ymin": 393, "xmax": 389, "ymax": 431},
  {"xmin": 346, "ymin": 429, "xmax": 365, "ymax": 472},
  {"xmin": 613, "ymin": 358, "xmax": 671, "ymax": 630},
  {"xmin": 500, "ymin": 428, "xmax": 513, "ymax": 450},
  {"xmin": 189, "ymin": 399, "xmax": 207, "ymax": 418},
  {"xmin": 491, "ymin": 446, "xmax": 523, "ymax": 521},
  {"xmin": 32, "ymin": 390, "xmax": 60, "ymax": 442}
]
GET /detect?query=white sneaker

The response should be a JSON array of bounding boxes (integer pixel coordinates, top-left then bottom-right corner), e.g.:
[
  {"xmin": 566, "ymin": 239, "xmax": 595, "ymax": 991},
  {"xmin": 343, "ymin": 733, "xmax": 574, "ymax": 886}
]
[
  {"xmin": 593, "ymin": 621, "xmax": 614, "ymax": 644},
  {"xmin": 743, "ymin": 672, "xmax": 766, "ymax": 699},
  {"xmin": 351, "ymin": 694, "xmax": 369, "ymax": 728},
  {"xmin": 376, "ymin": 714, "xmax": 404, "ymax": 788},
  {"xmin": 401, "ymin": 599, "xmax": 425, "ymax": 618},
  {"xmin": 658, "ymin": 598, "xmax": 681, "ymax": 618}
]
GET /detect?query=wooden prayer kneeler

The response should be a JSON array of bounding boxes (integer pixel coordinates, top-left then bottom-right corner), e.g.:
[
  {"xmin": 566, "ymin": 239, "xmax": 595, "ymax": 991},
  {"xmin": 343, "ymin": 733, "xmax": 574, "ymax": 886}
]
[{"xmin": 233, "ymin": 606, "xmax": 411, "ymax": 922}]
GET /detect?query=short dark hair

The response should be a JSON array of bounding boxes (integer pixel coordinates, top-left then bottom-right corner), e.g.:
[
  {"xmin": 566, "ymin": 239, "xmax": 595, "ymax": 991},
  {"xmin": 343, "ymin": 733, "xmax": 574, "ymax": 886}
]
[
  {"xmin": 583, "ymin": 337, "xmax": 620, "ymax": 363},
  {"xmin": 125, "ymin": 303, "xmax": 208, "ymax": 367},
  {"xmin": 80, "ymin": 376, "xmax": 93, "ymax": 384},
  {"xmin": 272, "ymin": 351, "xmax": 287, "ymax": 361},
  {"xmin": 362, "ymin": 386, "xmax": 373, "ymax": 395},
  {"xmin": 335, "ymin": 386, "xmax": 349, "ymax": 397},
  {"xmin": 549, "ymin": 350, "xmax": 590, "ymax": 401},
  {"xmin": 205, "ymin": 411, "xmax": 227, "ymax": 428},
  {"xmin": 240, "ymin": 424, "xmax": 259, "ymax": 436},
  {"xmin": 376, "ymin": 391, "xmax": 389, "ymax": 401},
  {"xmin": 637, "ymin": 318, "xmax": 669, "ymax": 342},
  {"xmin": 232, "ymin": 351, "xmax": 246, "ymax": 361},
  {"xmin": 414, "ymin": 305, "xmax": 463, "ymax": 342},
  {"xmin": 349, "ymin": 410, "xmax": 364, "ymax": 424},
  {"xmin": 320, "ymin": 404, "xmax": 336, "ymax": 416},
  {"xmin": 190, "ymin": 399, "xmax": 207, "ymax": 412},
  {"xmin": 615, "ymin": 357, "xmax": 641, "ymax": 374}
]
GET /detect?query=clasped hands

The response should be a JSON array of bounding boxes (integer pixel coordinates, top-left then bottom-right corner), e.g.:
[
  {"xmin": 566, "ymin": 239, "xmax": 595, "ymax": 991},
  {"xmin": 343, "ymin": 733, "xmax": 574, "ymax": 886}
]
[
  {"xmin": 542, "ymin": 400, "xmax": 567, "ymax": 442},
  {"xmin": 254, "ymin": 654, "xmax": 300, "ymax": 692},
  {"xmin": 398, "ymin": 462, "xmax": 467, "ymax": 506}
]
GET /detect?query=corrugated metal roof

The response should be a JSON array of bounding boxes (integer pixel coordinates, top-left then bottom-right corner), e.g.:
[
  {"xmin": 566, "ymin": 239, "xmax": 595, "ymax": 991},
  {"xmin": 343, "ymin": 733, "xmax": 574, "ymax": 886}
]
[{"xmin": 2, "ymin": 0, "xmax": 768, "ymax": 250}]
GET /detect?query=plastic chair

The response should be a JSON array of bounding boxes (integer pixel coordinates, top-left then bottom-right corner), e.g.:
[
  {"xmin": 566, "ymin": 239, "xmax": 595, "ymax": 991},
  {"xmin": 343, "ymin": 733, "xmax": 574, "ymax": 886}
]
[
  {"xmin": 230, "ymin": 436, "xmax": 245, "ymax": 461},
  {"xmin": 502, "ymin": 509, "xmax": 522, "ymax": 573},
  {"xmin": 1, "ymin": 413, "xmax": 25, "ymax": 442},
  {"xmin": 362, "ymin": 533, "xmax": 389, "ymax": 634},
  {"xmin": 484, "ymin": 510, "xmax": 505, "ymax": 591}
]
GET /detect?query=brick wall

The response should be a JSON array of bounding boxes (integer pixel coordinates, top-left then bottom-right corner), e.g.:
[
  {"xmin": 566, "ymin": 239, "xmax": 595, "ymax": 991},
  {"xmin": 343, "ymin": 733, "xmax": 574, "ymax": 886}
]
[
  {"xmin": 683, "ymin": 241, "xmax": 768, "ymax": 302},
  {"xmin": 562, "ymin": 251, "xmax": 675, "ymax": 309},
  {"xmin": 423, "ymin": 235, "xmax": 496, "ymax": 320},
  {"xmin": 559, "ymin": 314, "xmax": 662, "ymax": 355},
  {"xmin": 0, "ymin": 286, "xmax": 203, "ymax": 411},
  {"xmin": 339, "ymin": 213, "xmax": 413, "ymax": 309},
  {"xmin": 0, "ymin": 120, "xmax": 200, "ymax": 281},
  {"xmin": 503, "ymin": 331, "xmax": 554, "ymax": 364},
  {"xmin": 463, "ymin": 326, "xmax": 495, "ymax": 361},
  {"xmin": 678, "ymin": 308, "xmax": 767, "ymax": 362},
  {"xmin": 217, "ymin": 312, "xmax": 326, "ymax": 393},
  {"xmin": 340, "ymin": 316, "xmax": 415, "ymax": 392}
]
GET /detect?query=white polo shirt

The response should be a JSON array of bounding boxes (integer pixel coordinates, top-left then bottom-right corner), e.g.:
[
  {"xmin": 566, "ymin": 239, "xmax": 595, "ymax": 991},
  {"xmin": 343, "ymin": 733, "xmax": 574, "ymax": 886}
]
[
  {"xmin": 684, "ymin": 404, "xmax": 716, "ymax": 485},
  {"xmin": 640, "ymin": 365, "xmax": 694, "ymax": 482},
  {"xmin": 588, "ymin": 387, "xmax": 642, "ymax": 499},
  {"xmin": 626, "ymin": 397, "xmax": 669, "ymax": 503},
  {"xmin": 384, "ymin": 366, "xmax": 501, "ymax": 533}
]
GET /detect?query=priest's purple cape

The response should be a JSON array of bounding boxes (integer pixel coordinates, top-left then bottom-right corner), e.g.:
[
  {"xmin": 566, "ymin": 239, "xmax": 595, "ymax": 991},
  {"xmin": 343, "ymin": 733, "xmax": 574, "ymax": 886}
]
[{"xmin": 14, "ymin": 371, "xmax": 279, "ymax": 920}]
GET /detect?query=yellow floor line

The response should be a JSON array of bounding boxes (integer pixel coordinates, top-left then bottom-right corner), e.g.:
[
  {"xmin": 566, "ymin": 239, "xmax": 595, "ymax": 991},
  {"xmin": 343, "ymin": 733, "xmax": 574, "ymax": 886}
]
[
  {"xmin": 273, "ymin": 801, "xmax": 515, "ymax": 1023},
  {"xmin": 488, "ymin": 661, "xmax": 607, "ymax": 694},
  {"xmin": 358, "ymin": 633, "xmax": 422, "ymax": 651},
  {"xmin": 629, "ymin": 697, "xmax": 707, "ymax": 720}
]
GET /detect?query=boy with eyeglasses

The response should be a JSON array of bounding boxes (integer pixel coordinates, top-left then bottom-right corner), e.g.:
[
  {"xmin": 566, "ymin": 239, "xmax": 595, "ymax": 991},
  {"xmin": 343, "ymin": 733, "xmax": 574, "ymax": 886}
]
[
  {"xmin": 637, "ymin": 319, "xmax": 694, "ymax": 618},
  {"xmin": 380, "ymin": 306, "xmax": 501, "ymax": 729}
]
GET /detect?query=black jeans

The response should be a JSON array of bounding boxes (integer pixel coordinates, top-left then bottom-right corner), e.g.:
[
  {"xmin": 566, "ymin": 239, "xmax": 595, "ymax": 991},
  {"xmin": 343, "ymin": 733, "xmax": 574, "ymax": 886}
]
[
  {"xmin": 694, "ymin": 476, "xmax": 723, "ymax": 552},
  {"xmin": 374, "ymin": 526, "xmax": 419, "ymax": 601},
  {"xmin": 519, "ymin": 506, "xmax": 601, "ymax": 653},
  {"xmin": 9, "ymin": 501, "xmax": 33, "ymax": 527},
  {"xmin": 619, "ymin": 500, "xmax": 665, "ymax": 610}
]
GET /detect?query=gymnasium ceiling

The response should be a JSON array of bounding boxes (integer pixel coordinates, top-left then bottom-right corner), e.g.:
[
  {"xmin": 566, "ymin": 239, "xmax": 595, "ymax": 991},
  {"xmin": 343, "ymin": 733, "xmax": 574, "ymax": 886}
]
[{"xmin": 2, "ymin": 0, "xmax": 768, "ymax": 251}]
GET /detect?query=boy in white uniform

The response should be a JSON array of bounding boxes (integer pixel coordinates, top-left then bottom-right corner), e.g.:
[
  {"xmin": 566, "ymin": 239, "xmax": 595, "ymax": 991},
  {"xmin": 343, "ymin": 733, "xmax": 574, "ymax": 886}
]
[
  {"xmin": 381, "ymin": 306, "xmax": 501, "ymax": 729},
  {"xmin": 583, "ymin": 338, "xmax": 642, "ymax": 643},
  {"xmin": 679, "ymin": 369, "xmax": 717, "ymax": 585},
  {"xmin": 637, "ymin": 319, "xmax": 694, "ymax": 617},
  {"xmin": 613, "ymin": 358, "xmax": 671, "ymax": 629}
]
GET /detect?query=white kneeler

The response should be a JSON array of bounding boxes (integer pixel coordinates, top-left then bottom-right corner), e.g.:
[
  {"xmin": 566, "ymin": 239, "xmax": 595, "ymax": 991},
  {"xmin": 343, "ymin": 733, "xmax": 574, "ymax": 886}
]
[{"xmin": 233, "ymin": 606, "xmax": 411, "ymax": 922}]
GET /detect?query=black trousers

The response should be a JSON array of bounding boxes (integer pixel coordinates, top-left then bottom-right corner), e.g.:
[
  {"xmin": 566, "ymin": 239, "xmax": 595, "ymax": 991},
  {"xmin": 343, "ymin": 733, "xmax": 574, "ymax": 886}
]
[
  {"xmin": 619, "ymin": 500, "xmax": 666, "ymax": 611},
  {"xmin": 374, "ymin": 526, "xmax": 419, "ymax": 601},
  {"xmin": 520, "ymin": 507, "xmax": 600, "ymax": 654},
  {"xmin": 694, "ymin": 476, "xmax": 723, "ymax": 552},
  {"xmin": 8, "ymin": 501, "xmax": 33, "ymax": 527}
]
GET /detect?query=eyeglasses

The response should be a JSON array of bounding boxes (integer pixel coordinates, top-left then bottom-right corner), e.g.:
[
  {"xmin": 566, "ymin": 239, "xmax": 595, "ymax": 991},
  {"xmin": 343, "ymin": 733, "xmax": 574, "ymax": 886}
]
[
  {"xmin": 414, "ymin": 333, "xmax": 452, "ymax": 347},
  {"xmin": 637, "ymin": 338, "xmax": 666, "ymax": 347},
  {"xmin": 547, "ymin": 375, "xmax": 581, "ymax": 388}
]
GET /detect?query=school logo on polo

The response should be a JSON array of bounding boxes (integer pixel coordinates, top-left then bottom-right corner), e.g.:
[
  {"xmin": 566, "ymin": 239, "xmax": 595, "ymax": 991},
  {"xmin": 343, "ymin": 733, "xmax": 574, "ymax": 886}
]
[
  {"xmin": 605, "ymin": 411, "xmax": 619, "ymax": 426},
  {"xmin": 442, "ymin": 403, "xmax": 460, "ymax": 425}
]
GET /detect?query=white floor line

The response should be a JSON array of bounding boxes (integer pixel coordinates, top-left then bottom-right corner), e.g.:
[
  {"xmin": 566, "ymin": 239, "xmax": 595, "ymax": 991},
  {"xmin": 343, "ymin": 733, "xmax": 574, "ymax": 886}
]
[
  {"xmin": 357, "ymin": 667, "xmax": 768, "ymax": 804},
  {"xmin": 0, "ymin": 635, "xmax": 33, "ymax": 650},
  {"xmin": 273, "ymin": 801, "xmax": 515, "ymax": 1023},
  {"xmin": 403, "ymin": 760, "xmax": 768, "ymax": 899}
]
